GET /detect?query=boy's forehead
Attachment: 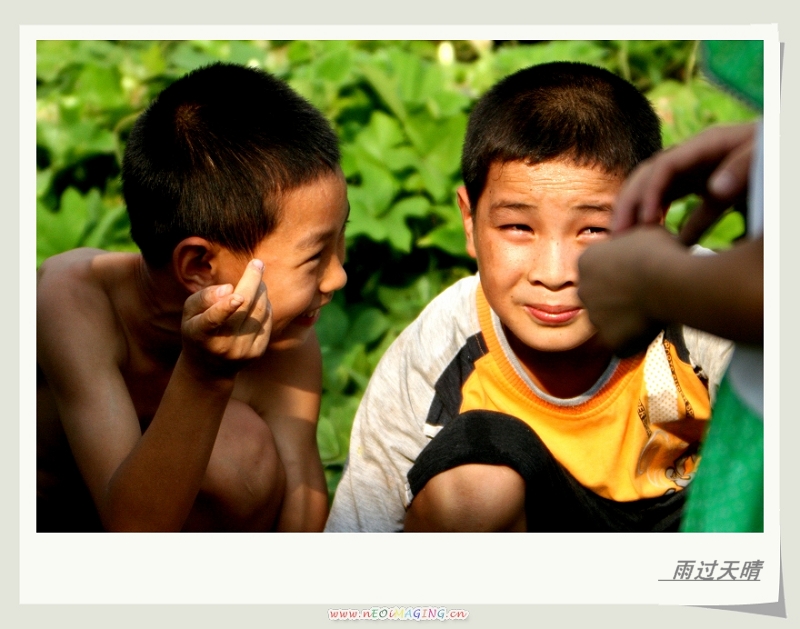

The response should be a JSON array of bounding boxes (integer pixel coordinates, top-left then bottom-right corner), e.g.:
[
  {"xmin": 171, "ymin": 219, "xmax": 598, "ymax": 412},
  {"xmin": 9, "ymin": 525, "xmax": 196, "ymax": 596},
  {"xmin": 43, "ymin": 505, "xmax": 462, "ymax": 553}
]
[
  {"xmin": 268, "ymin": 170, "xmax": 349, "ymax": 235},
  {"xmin": 480, "ymin": 158, "xmax": 624, "ymax": 203},
  {"xmin": 489, "ymin": 157, "xmax": 623, "ymax": 179}
]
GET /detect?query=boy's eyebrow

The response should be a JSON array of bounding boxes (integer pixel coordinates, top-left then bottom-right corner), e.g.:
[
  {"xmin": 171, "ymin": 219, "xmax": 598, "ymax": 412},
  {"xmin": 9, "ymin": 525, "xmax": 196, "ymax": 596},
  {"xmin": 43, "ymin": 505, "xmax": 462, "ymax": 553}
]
[
  {"xmin": 488, "ymin": 201, "xmax": 536, "ymax": 212},
  {"xmin": 573, "ymin": 203, "xmax": 614, "ymax": 213},
  {"xmin": 488, "ymin": 201, "xmax": 614, "ymax": 213}
]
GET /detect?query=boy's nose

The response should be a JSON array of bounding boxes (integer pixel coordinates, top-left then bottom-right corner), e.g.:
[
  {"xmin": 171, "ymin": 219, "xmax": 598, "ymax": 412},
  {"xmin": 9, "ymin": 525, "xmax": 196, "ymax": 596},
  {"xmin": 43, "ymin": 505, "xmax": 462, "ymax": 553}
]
[
  {"xmin": 320, "ymin": 255, "xmax": 347, "ymax": 295},
  {"xmin": 528, "ymin": 240, "xmax": 577, "ymax": 290}
]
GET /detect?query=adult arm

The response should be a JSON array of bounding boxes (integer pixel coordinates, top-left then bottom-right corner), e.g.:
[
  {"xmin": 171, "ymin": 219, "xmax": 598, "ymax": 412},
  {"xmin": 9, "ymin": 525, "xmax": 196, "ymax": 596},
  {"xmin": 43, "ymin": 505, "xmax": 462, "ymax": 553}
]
[
  {"xmin": 578, "ymin": 227, "xmax": 763, "ymax": 351},
  {"xmin": 578, "ymin": 122, "xmax": 762, "ymax": 353}
]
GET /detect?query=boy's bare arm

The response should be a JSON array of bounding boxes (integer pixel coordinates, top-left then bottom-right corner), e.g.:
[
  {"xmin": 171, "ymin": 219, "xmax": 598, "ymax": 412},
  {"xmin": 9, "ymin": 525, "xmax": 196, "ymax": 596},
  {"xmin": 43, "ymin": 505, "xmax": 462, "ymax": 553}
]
[
  {"xmin": 38, "ymin": 256, "xmax": 271, "ymax": 531},
  {"xmin": 244, "ymin": 333, "xmax": 329, "ymax": 531}
]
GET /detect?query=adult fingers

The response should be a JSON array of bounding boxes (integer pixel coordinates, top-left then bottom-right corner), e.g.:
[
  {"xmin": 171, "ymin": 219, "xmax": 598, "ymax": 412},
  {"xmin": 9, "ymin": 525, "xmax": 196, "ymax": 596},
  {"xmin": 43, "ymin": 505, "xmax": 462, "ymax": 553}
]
[
  {"xmin": 614, "ymin": 142, "xmax": 716, "ymax": 232},
  {"xmin": 612, "ymin": 160, "xmax": 663, "ymax": 232},
  {"xmin": 613, "ymin": 124, "xmax": 756, "ymax": 233},
  {"xmin": 706, "ymin": 139, "xmax": 754, "ymax": 204},
  {"xmin": 613, "ymin": 149, "xmax": 698, "ymax": 232},
  {"xmin": 678, "ymin": 139, "xmax": 754, "ymax": 245}
]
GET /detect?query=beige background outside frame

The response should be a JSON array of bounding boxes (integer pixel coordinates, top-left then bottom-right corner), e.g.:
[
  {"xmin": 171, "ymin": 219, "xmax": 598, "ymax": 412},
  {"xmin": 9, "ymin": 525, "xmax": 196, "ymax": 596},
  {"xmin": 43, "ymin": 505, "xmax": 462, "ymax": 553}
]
[{"xmin": 6, "ymin": 5, "xmax": 794, "ymax": 628}]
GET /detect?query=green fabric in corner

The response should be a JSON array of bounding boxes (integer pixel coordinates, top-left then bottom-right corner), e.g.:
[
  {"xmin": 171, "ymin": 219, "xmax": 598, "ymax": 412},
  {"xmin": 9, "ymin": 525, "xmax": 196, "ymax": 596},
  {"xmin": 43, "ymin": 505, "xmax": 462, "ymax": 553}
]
[{"xmin": 701, "ymin": 40, "xmax": 763, "ymax": 111}]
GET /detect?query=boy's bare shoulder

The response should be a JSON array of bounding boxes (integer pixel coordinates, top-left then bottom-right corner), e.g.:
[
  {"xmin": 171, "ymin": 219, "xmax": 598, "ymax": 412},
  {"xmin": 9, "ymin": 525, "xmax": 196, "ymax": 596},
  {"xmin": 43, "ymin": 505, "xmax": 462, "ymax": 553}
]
[
  {"xmin": 38, "ymin": 248, "xmax": 139, "ymax": 305},
  {"xmin": 37, "ymin": 248, "xmax": 139, "ymax": 366},
  {"xmin": 38, "ymin": 247, "xmax": 135, "ymax": 288}
]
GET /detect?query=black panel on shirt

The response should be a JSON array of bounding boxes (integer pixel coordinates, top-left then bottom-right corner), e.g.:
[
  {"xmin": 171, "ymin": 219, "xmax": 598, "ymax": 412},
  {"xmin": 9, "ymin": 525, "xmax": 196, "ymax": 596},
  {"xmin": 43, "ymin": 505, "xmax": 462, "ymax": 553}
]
[
  {"xmin": 408, "ymin": 410, "xmax": 685, "ymax": 532},
  {"xmin": 424, "ymin": 332, "xmax": 488, "ymax": 428}
]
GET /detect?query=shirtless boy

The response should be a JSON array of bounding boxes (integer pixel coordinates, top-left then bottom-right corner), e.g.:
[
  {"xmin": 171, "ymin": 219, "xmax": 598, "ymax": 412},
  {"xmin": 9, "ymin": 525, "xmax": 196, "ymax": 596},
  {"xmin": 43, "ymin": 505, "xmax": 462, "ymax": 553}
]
[{"xmin": 37, "ymin": 63, "xmax": 349, "ymax": 532}]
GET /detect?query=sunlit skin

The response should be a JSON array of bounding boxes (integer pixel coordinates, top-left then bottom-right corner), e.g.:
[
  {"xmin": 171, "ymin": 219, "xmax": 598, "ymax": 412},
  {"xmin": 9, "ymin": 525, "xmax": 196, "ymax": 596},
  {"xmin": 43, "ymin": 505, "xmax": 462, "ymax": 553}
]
[
  {"xmin": 458, "ymin": 159, "xmax": 626, "ymax": 398},
  {"xmin": 36, "ymin": 170, "xmax": 349, "ymax": 532},
  {"xmin": 214, "ymin": 170, "xmax": 349, "ymax": 351},
  {"xmin": 405, "ymin": 159, "xmax": 628, "ymax": 532}
]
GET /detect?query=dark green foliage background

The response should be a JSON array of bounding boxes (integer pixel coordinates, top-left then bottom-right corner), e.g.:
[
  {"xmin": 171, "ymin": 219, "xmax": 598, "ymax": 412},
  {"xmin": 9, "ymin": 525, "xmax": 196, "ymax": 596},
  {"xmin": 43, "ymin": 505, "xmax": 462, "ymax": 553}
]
[{"xmin": 36, "ymin": 40, "xmax": 759, "ymax": 499}]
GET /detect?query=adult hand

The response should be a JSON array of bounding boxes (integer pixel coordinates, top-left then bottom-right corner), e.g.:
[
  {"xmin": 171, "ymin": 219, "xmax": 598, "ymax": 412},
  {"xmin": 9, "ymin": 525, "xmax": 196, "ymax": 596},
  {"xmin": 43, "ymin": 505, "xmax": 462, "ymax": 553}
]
[
  {"xmin": 613, "ymin": 123, "xmax": 756, "ymax": 245},
  {"xmin": 181, "ymin": 259, "xmax": 273, "ymax": 379}
]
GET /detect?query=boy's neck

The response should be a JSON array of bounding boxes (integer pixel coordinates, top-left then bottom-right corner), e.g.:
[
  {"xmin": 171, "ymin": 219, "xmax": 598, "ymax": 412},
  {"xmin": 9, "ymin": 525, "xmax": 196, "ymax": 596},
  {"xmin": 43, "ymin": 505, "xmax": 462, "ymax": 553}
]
[
  {"xmin": 505, "ymin": 331, "xmax": 615, "ymax": 399},
  {"xmin": 129, "ymin": 256, "xmax": 191, "ymax": 359}
]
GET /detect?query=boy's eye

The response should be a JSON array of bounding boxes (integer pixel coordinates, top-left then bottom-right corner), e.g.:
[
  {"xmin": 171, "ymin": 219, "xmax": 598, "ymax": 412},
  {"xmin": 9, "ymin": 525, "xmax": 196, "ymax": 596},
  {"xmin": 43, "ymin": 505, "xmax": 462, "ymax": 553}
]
[
  {"xmin": 582, "ymin": 226, "xmax": 609, "ymax": 235},
  {"xmin": 501, "ymin": 224, "xmax": 532, "ymax": 232}
]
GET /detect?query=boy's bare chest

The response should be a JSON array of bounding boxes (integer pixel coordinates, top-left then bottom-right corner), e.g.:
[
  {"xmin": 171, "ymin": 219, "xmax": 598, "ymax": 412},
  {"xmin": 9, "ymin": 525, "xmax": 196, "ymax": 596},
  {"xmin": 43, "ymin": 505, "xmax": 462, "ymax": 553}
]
[
  {"xmin": 119, "ymin": 341, "xmax": 177, "ymax": 428},
  {"xmin": 117, "ymin": 360, "xmax": 167, "ymax": 431},
  {"xmin": 122, "ymin": 368, "xmax": 170, "ymax": 428},
  {"xmin": 119, "ymin": 349, "xmax": 267, "ymax": 428}
]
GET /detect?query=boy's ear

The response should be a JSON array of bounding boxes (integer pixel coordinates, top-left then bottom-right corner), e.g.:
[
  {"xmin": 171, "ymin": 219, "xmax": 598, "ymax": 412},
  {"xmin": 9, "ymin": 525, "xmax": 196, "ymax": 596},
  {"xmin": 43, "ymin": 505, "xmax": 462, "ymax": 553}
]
[
  {"xmin": 172, "ymin": 237, "xmax": 221, "ymax": 294},
  {"xmin": 457, "ymin": 186, "xmax": 477, "ymax": 259}
]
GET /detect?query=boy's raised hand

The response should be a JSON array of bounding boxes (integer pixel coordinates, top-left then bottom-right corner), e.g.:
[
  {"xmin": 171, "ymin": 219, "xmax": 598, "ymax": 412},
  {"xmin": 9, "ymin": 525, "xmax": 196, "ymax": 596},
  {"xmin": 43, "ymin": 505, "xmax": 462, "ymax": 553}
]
[
  {"xmin": 612, "ymin": 123, "xmax": 756, "ymax": 244},
  {"xmin": 181, "ymin": 259, "xmax": 272, "ymax": 378}
]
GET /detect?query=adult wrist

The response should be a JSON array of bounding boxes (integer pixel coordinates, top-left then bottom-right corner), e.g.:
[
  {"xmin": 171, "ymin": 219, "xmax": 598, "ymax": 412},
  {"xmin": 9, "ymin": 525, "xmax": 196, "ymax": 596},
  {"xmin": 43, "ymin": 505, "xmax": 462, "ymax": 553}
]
[{"xmin": 639, "ymin": 232, "xmax": 686, "ymax": 323}]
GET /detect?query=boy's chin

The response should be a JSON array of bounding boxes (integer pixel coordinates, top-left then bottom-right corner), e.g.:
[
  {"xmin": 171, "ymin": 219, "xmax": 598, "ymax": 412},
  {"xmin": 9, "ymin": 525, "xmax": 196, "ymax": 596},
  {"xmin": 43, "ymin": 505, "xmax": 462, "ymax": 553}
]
[
  {"xmin": 506, "ymin": 326, "xmax": 604, "ymax": 356},
  {"xmin": 267, "ymin": 326, "xmax": 314, "ymax": 352}
]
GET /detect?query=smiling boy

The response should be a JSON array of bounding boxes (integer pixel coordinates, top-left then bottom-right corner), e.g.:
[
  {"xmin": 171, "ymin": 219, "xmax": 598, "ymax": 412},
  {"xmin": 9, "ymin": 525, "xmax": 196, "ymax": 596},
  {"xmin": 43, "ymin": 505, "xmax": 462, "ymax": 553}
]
[
  {"xmin": 37, "ymin": 63, "xmax": 348, "ymax": 532},
  {"xmin": 325, "ymin": 62, "xmax": 732, "ymax": 532}
]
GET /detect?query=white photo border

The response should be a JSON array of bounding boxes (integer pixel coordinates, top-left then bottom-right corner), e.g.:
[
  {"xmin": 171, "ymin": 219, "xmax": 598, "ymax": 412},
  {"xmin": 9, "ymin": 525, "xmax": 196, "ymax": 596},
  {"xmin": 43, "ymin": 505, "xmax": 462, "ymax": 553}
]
[{"xmin": 19, "ymin": 24, "xmax": 781, "ymax": 611}]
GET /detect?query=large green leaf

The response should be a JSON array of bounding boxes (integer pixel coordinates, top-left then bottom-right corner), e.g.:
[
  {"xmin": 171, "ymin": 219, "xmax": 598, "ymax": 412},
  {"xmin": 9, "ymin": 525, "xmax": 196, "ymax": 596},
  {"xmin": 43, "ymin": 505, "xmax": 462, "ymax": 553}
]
[
  {"xmin": 314, "ymin": 48, "xmax": 355, "ymax": 84},
  {"xmin": 389, "ymin": 48, "xmax": 444, "ymax": 107},
  {"xmin": 354, "ymin": 111, "xmax": 405, "ymax": 162},
  {"xmin": 344, "ymin": 307, "xmax": 389, "ymax": 346},
  {"xmin": 359, "ymin": 61, "xmax": 408, "ymax": 122},
  {"xmin": 316, "ymin": 415, "xmax": 341, "ymax": 462},
  {"xmin": 316, "ymin": 301, "xmax": 351, "ymax": 349},
  {"xmin": 418, "ymin": 222, "xmax": 469, "ymax": 257},
  {"xmin": 37, "ymin": 189, "xmax": 89, "ymax": 263},
  {"xmin": 349, "ymin": 156, "xmax": 399, "ymax": 217},
  {"xmin": 82, "ymin": 203, "xmax": 130, "ymax": 250},
  {"xmin": 75, "ymin": 64, "xmax": 126, "ymax": 111}
]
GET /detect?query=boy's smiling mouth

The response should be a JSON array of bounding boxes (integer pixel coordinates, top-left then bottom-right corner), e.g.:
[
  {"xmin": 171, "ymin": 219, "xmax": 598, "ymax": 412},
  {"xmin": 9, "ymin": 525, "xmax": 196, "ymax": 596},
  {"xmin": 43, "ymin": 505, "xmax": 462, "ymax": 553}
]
[
  {"xmin": 524, "ymin": 304, "xmax": 582, "ymax": 325},
  {"xmin": 294, "ymin": 307, "xmax": 321, "ymax": 326}
]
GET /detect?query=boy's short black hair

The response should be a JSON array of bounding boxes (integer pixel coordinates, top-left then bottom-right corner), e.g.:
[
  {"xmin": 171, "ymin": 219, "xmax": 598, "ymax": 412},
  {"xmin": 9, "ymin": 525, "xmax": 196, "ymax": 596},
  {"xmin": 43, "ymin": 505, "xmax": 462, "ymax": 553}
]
[
  {"xmin": 461, "ymin": 61, "xmax": 662, "ymax": 209},
  {"xmin": 122, "ymin": 62, "xmax": 341, "ymax": 267}
]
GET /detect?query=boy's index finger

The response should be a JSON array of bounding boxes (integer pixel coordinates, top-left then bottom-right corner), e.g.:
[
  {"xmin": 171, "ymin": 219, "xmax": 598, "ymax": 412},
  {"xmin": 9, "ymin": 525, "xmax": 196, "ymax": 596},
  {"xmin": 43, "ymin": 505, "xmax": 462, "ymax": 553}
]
[
  {"xmin": 183, "ymin": 283, "xmax": 232, "ymax": 319},
  {"xmin": 231, "ymin": 259, "xmax": 265, "ymax": 306}
]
